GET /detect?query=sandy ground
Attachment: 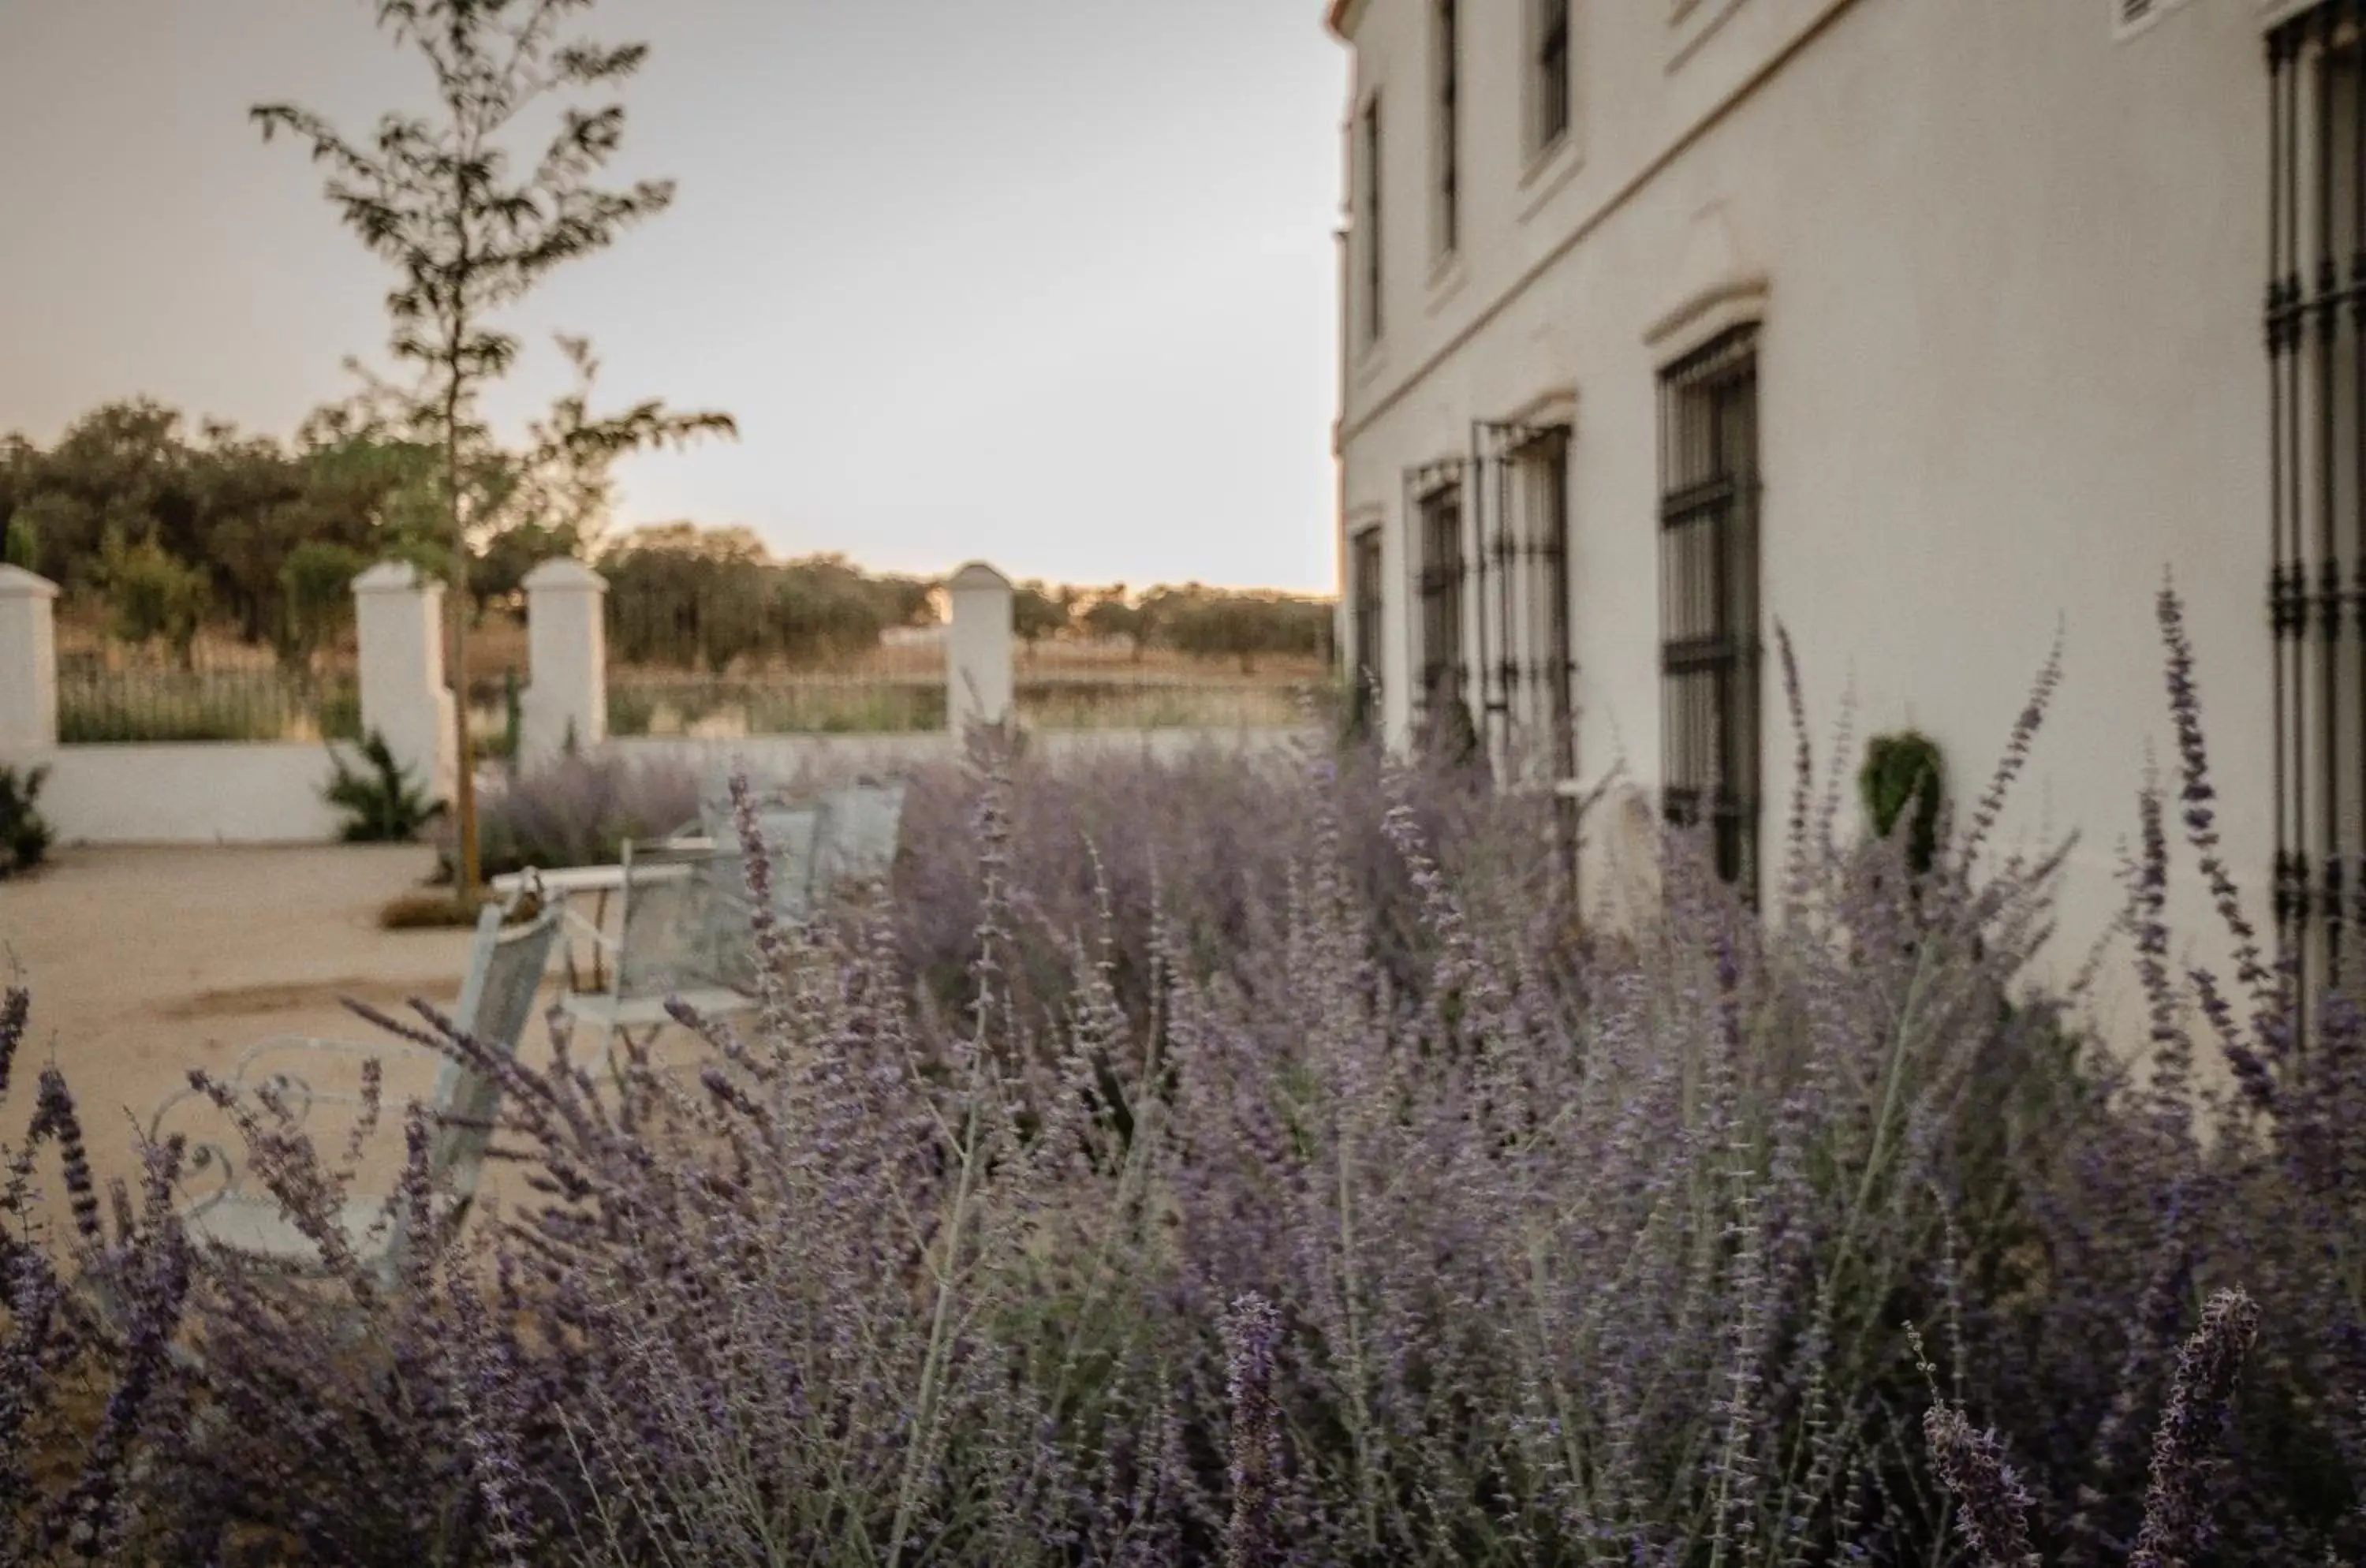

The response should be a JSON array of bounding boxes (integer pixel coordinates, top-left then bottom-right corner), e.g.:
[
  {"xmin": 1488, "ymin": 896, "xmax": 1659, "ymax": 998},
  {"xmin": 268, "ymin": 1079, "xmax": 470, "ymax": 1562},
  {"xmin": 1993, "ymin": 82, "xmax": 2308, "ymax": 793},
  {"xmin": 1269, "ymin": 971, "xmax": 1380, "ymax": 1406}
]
[{"xmin": 0, "ymin": 843, "xmax": 524, "ymax": 1238}]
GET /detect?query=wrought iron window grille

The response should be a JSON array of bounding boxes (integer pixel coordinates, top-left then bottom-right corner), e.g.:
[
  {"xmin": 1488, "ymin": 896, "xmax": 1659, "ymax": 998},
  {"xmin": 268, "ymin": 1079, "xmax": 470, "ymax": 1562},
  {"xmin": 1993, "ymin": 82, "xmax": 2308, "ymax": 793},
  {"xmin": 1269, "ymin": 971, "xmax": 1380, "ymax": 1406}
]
[
  {"xmin": 2267, "ymin": 1, "xmax": 2366, "ymax": 1018},
  {"xmin": 1657, "ymin": 324, "xmax": 1763, "ymax": 905}
]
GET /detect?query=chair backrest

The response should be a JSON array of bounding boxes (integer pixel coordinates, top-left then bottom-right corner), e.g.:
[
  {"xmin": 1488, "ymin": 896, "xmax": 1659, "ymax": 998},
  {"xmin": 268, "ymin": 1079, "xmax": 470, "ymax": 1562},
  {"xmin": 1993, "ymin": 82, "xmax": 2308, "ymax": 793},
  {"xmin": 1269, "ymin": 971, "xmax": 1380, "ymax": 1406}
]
[
  {"xmin": 813, "ymin": 777, "xmax": 909, "ymax": 893},
  {"xmin": 425, "ymin": 898, "xmax": 563, "ymax": 1198},
  {"xmin": 610, "ymin": 804, "xmax": 823, "ymax": 1001},
  {"xmin": 610, "ymin": 838, "xmax": 722, "ymax": 1001}
]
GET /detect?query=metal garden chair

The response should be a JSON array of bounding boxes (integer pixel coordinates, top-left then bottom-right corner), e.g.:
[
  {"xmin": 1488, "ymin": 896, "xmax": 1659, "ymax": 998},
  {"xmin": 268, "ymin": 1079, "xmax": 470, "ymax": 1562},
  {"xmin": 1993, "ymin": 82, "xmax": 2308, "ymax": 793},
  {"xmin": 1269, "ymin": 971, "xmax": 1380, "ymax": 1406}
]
[
  {"xmin": 554, "ymin": 801, "xmax": 825, "ymax": 1063},
  {"xmin": 146, "ymin": 890, "xmax": 563, "ymax": 1284},
  {"xmin": 555, "ymin": 771, "xmax": 911, "ymax": 1063}
]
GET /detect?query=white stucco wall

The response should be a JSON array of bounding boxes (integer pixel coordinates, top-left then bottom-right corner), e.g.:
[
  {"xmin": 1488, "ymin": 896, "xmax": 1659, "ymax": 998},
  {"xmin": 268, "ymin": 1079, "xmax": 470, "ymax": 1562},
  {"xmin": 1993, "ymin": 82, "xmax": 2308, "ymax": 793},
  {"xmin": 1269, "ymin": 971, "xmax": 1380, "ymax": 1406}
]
[
  {"xmin": 1334, "ymin": 0, "xmax": 2275, "ymax": 1021},
  {"xmin": 22, "ymin": 730, "xmax": 1318, "ymax": 848},
  {"xmin": 32, "ymin": 745, "xmax": 347, "ymax": 845}
]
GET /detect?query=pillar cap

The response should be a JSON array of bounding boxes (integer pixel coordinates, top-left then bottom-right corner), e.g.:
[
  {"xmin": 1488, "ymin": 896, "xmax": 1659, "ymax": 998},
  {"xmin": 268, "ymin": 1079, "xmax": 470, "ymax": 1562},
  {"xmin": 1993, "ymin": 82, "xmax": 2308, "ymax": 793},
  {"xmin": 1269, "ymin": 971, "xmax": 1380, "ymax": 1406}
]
[
  {"xmin": 948, "ymin": 561, "xmax": 1011, "ymax": 592},
  {"xmin": 522, "ymin": 556, "xmax": 608, "ymax": 594},
  {"xmin": 0, "ymin": 565, "xmax": 59, "ymax": 601},
  {"xmin": 352, "ymin": 560, "xmax": 428, "ymax": 595}
]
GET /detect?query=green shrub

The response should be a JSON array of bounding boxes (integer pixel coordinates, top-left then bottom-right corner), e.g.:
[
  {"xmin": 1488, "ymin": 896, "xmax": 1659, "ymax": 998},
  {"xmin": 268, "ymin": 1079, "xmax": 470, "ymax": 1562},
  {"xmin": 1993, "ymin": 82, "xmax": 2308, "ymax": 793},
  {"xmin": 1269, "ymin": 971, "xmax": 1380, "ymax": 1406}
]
[
  {"xmin": 323, "ymin": 730, "xmax": 441, "ymax": 842},
  {"xmin": 1860, "ymin": 729, "xmax": 1944, "ymax": 876},
  {"xmin": 278, "ymin": 539, "xmax": 370, "ymax": 663},
  {"xmin": 0, "ymin": 763, "xmax": 51, "ymax": 876}
]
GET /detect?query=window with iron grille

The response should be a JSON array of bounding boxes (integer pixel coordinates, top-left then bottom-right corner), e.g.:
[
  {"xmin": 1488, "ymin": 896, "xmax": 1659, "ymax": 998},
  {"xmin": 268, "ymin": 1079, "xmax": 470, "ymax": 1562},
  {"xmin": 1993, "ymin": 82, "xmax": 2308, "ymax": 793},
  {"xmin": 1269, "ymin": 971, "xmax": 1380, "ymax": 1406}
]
[
  {"xmin": 1351, "ymin": 525, "xmax": 1385, "ymax": 720},
  {"xmin": 1532, "ymin": 0, "xmax": 1573, "ymax": 154},
  {"xmin": 1434, "ymin": 0, "xmax": 1459, "ymax": 257},
  {"xmin": 1360, "ymin": 95, "xmax": 1385, "ymax": 346},
  {"xmin": 1474, "ymin": 420, "xmax": 1575, "ymax": 783},
  {"xmin": 1523, "ymin": 429, "xmax": 1576, "ymax": 786},
  {"xmin": 2267, "ymin": 3, "xmax": 2366, "ymax": 1010},
  {"xmin": 1658, "ymin": 326, "xmax": 1762, "ymax": 902},
  {"xmin": 1416, "ymin": 472, "xmax": 1467, "ymax": 711}
]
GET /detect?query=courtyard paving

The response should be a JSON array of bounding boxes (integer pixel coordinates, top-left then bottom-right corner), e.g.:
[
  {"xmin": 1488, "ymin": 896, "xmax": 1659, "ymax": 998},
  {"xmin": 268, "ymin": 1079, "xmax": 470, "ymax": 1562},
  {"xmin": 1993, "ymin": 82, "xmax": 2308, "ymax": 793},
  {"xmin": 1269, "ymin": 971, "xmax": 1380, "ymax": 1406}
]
[{"xmin": 0, "ymin": 843, "xmax": 496, "ymax": 1236}]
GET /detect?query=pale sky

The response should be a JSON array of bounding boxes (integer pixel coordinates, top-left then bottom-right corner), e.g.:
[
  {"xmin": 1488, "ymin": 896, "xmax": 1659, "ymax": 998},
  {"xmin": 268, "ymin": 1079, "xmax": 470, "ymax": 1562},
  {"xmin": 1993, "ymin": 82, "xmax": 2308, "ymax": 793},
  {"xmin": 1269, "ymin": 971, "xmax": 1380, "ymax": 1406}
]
[{"xmin": 0, "ymin": 1, "xmax": 1347, "ymax": 592}]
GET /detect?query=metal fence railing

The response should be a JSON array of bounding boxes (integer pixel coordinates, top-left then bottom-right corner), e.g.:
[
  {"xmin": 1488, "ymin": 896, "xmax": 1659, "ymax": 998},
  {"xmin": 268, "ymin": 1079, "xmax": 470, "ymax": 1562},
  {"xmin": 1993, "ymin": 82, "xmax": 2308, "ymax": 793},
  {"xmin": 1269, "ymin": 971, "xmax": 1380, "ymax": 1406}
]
[
  {"xmin": 57, "ymin": 666, "xmax": 362, "ymax": 745},
  {"xmin": 1014, "ymin": 675, "xmax": 1323, "ymax": 731},
  {"xmin": 607, "ymin": 674, "xmax": 947, "ymax": 737},
  {"xmin": 50, "ymin": 661, "xmax": 1332, "ymax": 746}
]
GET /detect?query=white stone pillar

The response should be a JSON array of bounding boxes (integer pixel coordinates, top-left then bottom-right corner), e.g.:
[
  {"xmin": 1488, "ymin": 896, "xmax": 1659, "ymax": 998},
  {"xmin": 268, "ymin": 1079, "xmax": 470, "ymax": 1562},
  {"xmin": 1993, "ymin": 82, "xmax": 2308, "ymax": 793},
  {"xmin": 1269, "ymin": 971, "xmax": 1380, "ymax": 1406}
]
[
  {"xmin": 352, "ymin": 561, "xmax": 457, "ymax": 805},
  {"xmin": 946, "ymin": 562, "xmax": 1015, "ymax": 734},
  {"xmin": 0, "ymin": 566, "xmax": 58, "ymax": 757},
  {"xmin": 521, "ymin": 557, "xmax": 608, "ymax": 766}
]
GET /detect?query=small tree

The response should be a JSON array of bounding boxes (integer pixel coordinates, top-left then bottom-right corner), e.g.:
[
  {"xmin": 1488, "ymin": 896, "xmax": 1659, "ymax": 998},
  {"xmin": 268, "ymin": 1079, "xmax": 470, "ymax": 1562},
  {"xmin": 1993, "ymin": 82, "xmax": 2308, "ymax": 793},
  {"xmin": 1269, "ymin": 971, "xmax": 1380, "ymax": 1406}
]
[
  {"xmin": 1011, "ymin": 581, "xmax": 1070, "ymax": 651},
  {"xmin": 257, "ymin": 0, "xmax": 688, "ymax": 903},
  {"xmin": 278, "ymin": 539, "xmax": 371, "ymax": 665},
  {"xmin": 2, "ymin": 513, "xmax": 37, "ymax": 571},
  {"xmin": 99, "ymin": 536, "xmax": 208, "ymax": 666}
]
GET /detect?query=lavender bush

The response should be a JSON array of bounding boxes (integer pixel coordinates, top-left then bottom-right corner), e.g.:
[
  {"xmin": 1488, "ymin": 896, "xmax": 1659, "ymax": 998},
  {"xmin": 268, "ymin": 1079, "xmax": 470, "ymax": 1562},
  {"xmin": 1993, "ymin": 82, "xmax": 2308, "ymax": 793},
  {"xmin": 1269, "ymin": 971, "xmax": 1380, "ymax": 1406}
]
[
  {"xmin": 6, "ymin": 597, "xmax": 2366, "ymax": 1564},
  {"xmin": 442, "ymin": 751, "xmax": 701, "ymax": 882}
]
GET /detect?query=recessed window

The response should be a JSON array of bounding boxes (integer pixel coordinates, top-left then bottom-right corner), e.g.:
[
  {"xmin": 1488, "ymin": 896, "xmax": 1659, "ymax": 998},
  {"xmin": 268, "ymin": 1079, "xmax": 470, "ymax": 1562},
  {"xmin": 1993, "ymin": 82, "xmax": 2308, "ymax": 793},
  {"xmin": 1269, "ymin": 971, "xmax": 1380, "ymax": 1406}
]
[
  {"xmin": 1434, "ymin": 0, "xmax": 1460, "ymax": 258},
  {"xmin": 1350, "ymin": 526, "xmax": 1386, "ymax": 726},
  {"xmin": 1519, "ymin": 428, "xmax": 1575, "ymax": 782},
  {"xmin": 1360, "ymin": 94, "xmax": 1385, "ymax": 345},
  {"xmin": 1658, "ymin": 326, "xmax": 1762, "ymax": 903},
  {"xmin": 1532, "ymin": 0, "xmax": 1573, "ymax": 155},
  {"xmin": 1415, "ymin": 467, "xmax": 1467, "ymax": 713}
]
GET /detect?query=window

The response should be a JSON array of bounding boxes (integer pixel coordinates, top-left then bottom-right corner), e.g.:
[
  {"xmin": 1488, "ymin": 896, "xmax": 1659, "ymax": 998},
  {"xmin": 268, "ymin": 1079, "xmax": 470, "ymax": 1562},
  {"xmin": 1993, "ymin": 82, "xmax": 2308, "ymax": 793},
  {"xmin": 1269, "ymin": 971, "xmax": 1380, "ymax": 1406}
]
[
  {"xmin": 1350, "ymin": 526, "xmax": 1385, "ymax": 724},
  {"xmin": 1521, "ymin": 429, "xmax": 1576, "ymax": 786},
  {"xmin": 2267, "ymin": 5, "xmax": 2366, "ymax": 1002},
  {"xmin": 1414, "ymin": 466, "xmax": 1467, "ymax": 712},
  {"xmin": 1434, "ymin": 0, "xmax": 1460, "ymax": 257},
  {"xmin": 1360, "ymin": 95, "xmax": 1385, "ymax": 345},
  {"xmin": 1658, "ymin": 326, "xmax": 1761, "ymax": 902},
  {"xmin": 1532, "ymin": 0, "xmax": 1573, "ymax": 155},
  {"xmin": 1474, "ymin": 420, "xmax": 1574, "ymax": 783}
]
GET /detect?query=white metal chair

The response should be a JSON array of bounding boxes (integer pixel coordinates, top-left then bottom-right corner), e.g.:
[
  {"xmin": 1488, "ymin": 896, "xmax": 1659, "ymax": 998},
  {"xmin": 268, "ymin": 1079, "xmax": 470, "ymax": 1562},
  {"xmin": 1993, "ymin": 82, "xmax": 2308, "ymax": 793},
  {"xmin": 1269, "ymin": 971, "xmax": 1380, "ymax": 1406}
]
[
  {"xmin": 553, "ymin": 771, "xmax": 910, "ymax": 1062},
  {"xmin": 812, "ymin": 775, "xmax": 909, "ymax": 894},
  {"xmin": 147, "ymin": 890, "xmax": 563, "ymax": 1282},
  {"xmin": 554, "ymin": 803, "xmax": 824, "ymax": 1063}
]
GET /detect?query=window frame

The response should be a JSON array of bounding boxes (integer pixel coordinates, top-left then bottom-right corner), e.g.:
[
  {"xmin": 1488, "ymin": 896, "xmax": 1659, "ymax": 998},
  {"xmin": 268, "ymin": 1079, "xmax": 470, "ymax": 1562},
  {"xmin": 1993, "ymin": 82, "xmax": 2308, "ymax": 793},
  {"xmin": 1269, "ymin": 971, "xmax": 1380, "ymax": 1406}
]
[
  {"xmin": 1413, "ymin": 465, "xmax": 1468, "ymax": 715},
  {"xmin": 1531, "ymin": 0, "xmax": 1573, "ymax": 159},
  {"xmin": 1349, "ymin": 523, "xmax": 1386, "ymax": 721},
  {"xmin": 1656, "ymin": 324, "xmax": 1763, "ymax": 905},
  {"xmin": 1433, "ymin": 0, "xmax": 1461, "ymax": 261},
  {"xmin": 1359, "ymin": 91, "xmax": 1386, "ymax": 349}
]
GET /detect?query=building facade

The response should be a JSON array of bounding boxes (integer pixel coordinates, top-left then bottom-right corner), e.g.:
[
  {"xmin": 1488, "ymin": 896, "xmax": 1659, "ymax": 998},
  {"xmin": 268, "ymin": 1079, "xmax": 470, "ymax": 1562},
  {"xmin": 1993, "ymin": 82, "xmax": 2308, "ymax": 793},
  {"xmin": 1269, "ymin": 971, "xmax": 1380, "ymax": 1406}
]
[{"xmin": 1330, "ymin": 0, "xmax": 2362, "ymax": 1012}]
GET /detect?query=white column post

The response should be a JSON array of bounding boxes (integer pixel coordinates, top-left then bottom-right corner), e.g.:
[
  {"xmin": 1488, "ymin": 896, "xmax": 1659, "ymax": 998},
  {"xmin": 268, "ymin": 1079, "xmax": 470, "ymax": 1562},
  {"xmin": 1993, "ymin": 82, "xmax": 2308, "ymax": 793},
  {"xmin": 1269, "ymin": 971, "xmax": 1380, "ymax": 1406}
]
[
  {"xmin": 521, "ymin": 557, "xmax": 608, "ymax": 767},
  {"xmin": 946, "ymin": 562, "xmax": 1015, "ymax": 734},
  {"xmin": 352, "ymin": 561, "xmax": 457, "ymax": 804},
  {"xmin": 0, "ymin": 566, "xmax": 59, "ymax": 758}
]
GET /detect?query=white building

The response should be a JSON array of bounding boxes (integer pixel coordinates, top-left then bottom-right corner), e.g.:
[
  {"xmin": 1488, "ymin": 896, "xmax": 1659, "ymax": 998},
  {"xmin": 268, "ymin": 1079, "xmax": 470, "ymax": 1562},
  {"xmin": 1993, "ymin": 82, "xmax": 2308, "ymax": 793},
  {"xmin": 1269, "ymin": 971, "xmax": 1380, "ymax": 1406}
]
[{"xmin": 1329, "ymin": 0, "xmax": 2360, "ymax": 1010}]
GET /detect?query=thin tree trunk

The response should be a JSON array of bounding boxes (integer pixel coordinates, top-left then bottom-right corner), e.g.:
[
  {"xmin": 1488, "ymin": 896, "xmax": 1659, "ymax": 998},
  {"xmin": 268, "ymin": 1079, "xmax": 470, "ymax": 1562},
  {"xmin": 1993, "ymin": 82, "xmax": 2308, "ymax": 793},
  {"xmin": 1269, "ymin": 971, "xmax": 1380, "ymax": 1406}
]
[{"xmin": 446, "ymin": 377, "xmax": 480, "ymax": 901}]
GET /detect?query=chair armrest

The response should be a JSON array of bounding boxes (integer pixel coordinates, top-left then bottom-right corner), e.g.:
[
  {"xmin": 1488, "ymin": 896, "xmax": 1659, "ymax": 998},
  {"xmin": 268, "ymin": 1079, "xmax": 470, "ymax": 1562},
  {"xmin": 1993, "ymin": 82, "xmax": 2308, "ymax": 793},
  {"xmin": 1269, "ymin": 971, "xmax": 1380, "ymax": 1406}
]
[
  {"xmin": 147, "ymin": 1033, "xmax": 445, "ymax": 1210},
  {"xmin": 226, "ymin": 1032, "xmax": 445, "ymax": 1096}
]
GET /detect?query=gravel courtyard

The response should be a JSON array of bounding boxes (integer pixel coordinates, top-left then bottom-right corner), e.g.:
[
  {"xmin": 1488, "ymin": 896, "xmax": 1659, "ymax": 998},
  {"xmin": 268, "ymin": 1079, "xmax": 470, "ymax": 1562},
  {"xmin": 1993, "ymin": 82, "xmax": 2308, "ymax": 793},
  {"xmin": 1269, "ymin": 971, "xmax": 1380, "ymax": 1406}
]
[{"xmin": 0, "ymin": 844, "xmax": 511, "ymax": 1234}]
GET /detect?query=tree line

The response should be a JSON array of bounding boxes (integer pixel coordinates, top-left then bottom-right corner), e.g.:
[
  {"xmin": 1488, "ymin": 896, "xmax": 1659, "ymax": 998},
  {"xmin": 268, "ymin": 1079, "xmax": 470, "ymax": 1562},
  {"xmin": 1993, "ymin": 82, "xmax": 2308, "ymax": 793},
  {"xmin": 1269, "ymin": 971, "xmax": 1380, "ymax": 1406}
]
[{"xmin": 2, "ymin": 397, "xmax": 1334, "ymax": 674}]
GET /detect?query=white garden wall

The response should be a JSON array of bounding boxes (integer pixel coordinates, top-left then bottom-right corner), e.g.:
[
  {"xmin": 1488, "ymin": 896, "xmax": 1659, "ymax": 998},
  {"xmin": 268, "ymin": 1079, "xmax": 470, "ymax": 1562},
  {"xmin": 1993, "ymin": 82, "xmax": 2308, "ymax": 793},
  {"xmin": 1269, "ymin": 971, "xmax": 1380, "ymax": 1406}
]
[{"xmin": 32, "ymin": 744, "xmax": 347, "ymax": 845}]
